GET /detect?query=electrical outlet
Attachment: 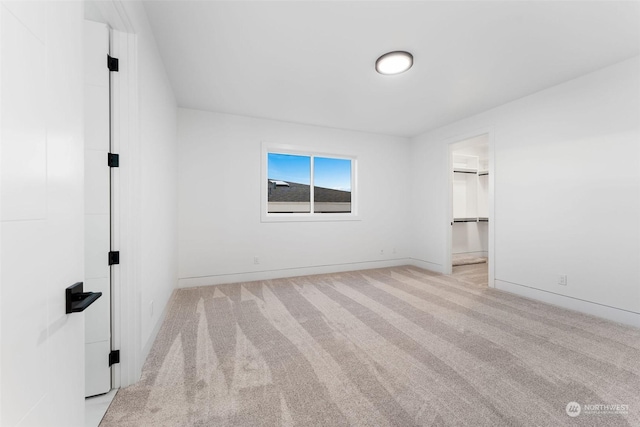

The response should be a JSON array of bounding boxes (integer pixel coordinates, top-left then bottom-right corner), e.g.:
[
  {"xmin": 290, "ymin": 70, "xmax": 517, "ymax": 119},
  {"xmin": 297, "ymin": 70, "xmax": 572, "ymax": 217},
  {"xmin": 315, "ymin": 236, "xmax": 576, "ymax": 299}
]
[
  {"xmin": 393, "ymin": 247, "xmax": 397, "ymax": 254},
  {"xmin": 254, "ymin": 257, "xmax": 260, "ymax": 265},
  {"xmin": 150, "ymin": 300, "xmax": 154, "ymax": 317},
  {"xmin": 380, "ymin": 249, "xmax": 384, "ymax": 255},
  {"xmin": 558, "ymin": 275, "xmax": 567, "ymax": 286}
]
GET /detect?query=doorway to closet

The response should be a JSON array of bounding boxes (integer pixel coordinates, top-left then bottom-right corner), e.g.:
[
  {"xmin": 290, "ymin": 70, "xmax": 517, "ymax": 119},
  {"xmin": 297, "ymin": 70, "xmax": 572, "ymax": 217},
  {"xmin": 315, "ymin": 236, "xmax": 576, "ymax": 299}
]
[{"xmin": 449, "ymin": 134, "xmax": 490, "ymax": 287}]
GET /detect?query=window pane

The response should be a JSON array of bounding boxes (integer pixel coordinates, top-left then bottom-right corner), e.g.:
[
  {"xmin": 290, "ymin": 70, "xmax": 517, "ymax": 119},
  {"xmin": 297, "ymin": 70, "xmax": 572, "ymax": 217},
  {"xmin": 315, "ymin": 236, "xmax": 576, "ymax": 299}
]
[
  {"xmin": 313, "ymin": 157, "xmax": 351, "ymax": 213},
  {"xmin": 267, "ymin": 153, "xmax": 311, "ymax": 213}
]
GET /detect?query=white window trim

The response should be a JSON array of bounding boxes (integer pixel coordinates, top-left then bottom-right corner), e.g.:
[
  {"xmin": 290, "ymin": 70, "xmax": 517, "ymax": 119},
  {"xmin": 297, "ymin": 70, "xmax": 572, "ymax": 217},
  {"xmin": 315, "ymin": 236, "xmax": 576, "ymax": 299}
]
[{"xmin": 261, "ymin": 142, "xmax": 360, "ymax": 222}]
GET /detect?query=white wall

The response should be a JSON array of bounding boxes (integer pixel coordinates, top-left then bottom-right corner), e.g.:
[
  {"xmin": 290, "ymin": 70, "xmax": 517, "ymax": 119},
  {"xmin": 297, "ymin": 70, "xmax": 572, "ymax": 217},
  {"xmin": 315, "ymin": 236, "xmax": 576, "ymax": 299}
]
[
  {"xmin": 1, "ymin": 1, "xmax": 85, "ymax": 425},
  {"xmin": 178, "ymin": 109, "xmax": 411, "ymax": 287},
  {"xmin": 410, "ymin": 57, "xmax": 640, "ymax": 325},
  {"xmin": 452, "ymin": 222, "xmax": 488, "ymax": 257},
  {"xmin": 119, "ymin": 2, "xmax": 179, "ymax": 360},
  {"xmin": 81, "ymin": 1, "xmax": 178, "ymax": 385}
]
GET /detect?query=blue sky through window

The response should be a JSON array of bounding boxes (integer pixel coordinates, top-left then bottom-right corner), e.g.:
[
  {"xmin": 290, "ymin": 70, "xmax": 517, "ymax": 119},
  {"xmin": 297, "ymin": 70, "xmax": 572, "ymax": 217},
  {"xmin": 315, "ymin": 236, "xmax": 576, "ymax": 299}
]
[
  {"xmin": 315, "ymin": 157, "xmax": 351, "ymax": 192},
  {"xmin": 268, "ymin": 153, "xmax": 310, "ymax": 185},
  {"xmin": 268, "ymin": 153, "xmax": 351, "ymax": 192}
]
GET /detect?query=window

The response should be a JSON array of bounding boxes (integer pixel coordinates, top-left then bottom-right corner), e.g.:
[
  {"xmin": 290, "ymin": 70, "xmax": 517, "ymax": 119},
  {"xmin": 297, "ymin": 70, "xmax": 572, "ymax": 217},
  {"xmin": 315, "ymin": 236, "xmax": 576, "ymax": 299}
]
[
  {"xmin": 267, "ymin": 153, "xmax": 311, "ymax": 213},
  {"xmin": 263, "ymin": 144, "xmax": 357, "ymax": 221},
  {"xmin": 313, "ymin": 157, "xmax": 351, "ymax": 213}
]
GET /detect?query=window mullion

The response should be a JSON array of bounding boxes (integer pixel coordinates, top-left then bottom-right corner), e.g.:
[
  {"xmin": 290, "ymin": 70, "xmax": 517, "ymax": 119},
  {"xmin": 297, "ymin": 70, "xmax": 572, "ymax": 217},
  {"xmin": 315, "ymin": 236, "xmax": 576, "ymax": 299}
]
[{"xmin": 310, "ymin": 155, "xmax": 315, "ymax": 214}]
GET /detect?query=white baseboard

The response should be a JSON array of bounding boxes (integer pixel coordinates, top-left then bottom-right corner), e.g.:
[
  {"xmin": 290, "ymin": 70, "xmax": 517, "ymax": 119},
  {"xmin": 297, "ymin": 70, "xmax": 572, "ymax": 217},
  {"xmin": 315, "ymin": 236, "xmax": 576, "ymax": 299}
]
[
  {"xmin": 178, "ymin": 258, "xmax": 412, "ymax": 288},
  {"xmin": 141, "ymin": 294, "xmax": 171, "ymax": 363},
  {"xmin": 494, "ymin": 280, "xmax": 640, "ymax": 328},
  {"xmin": 452, "ymin": 251, "xmax": 488, "ymax": 259},
  {"xmin": 408, "ymin": 258, "xmax": 444, "ymax": 274}
]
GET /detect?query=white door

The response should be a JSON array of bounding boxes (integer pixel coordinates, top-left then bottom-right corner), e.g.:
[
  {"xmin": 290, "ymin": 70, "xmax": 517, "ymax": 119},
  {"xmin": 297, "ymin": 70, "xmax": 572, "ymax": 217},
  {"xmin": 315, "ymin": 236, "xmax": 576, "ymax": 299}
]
[
  {"xmin": 1, "ymin": 2, "xmax": 86, "ymax": 423},
  {"xmin": 84, "ymin": 20, "xmax": 112, "ymax": 397}
]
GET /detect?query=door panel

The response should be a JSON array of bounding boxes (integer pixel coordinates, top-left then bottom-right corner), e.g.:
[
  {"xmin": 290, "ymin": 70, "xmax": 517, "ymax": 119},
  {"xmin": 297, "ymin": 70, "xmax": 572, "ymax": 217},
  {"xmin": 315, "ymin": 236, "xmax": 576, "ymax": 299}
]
[
  {"xmin": 84, "ymin": 85, "xmax": 109, "ymax": 152},
  {"xmin": 1, "ymin": 222, "xmax": 48, "ymax": 424},
  {"xmin": 1, "ymin": 2, "xmax": 85, "ymax": 424},
  {"xmin": 84, "ymin": 19, "xmax": 112, "ymax": 398},
  {"xmin": 85, "ymin": 214, "xmax": 110, "ymax": 281},
  {"xmin": 85, "ymin": 143, "xmax": 110, "ymax": 214},
  {"xmin": 84, "ymin": 277, "xmax": 110, "ymax": 341},
  {"xmin": 85, "ymin": 341, "xmax": 111, "ymax": 397},
  {"xmin": 0, "ymin": 6, "xmax": 47, "ymax": 222}
]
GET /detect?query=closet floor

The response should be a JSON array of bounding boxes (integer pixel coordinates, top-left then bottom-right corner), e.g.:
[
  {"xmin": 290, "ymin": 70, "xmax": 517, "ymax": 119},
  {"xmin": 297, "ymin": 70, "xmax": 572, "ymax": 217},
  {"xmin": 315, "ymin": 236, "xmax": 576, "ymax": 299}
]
[
  {"xmin": 451, "ymin": 262, "xmax": 488, "ymax": 287},
  {"xmin": 452, "ymin": 253, "xmax": 488, "ymax": 266}
]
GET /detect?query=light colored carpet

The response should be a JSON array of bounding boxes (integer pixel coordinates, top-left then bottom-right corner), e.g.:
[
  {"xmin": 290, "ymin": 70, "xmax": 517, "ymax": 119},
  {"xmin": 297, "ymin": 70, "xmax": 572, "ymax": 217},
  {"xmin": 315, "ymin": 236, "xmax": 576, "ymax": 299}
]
[
  {"xmin": 451, "ymin": 262, "xmax": 488, "ymax": 287},
  {"xmin": 452, "ymin": 254, "xmax": 487, "ymax": 267},
  {"xmin": 101, "ymin": 266, "xmax": 640, "ymax": 426}
]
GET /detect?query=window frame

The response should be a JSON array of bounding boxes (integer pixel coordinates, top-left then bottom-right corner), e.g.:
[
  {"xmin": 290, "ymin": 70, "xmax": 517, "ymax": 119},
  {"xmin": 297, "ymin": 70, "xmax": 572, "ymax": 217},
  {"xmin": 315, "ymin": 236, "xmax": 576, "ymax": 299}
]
[{"xmin": 261, "ymin": 142, "xmax": 359, "ymax": 222}]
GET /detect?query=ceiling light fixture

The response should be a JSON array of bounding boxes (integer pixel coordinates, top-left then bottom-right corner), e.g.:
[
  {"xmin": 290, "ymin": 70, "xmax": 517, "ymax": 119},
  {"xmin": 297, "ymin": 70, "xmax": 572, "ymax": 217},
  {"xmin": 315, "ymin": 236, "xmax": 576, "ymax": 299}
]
[{"xmin": 375, "ymin": 51, "xmax": 413, "ymax": 75}]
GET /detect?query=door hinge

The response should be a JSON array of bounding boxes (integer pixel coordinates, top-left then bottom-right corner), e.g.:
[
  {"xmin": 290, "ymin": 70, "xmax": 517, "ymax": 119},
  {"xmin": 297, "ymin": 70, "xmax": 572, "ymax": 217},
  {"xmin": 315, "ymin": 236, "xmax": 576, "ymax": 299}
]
[
  {"xmin": 109, "ymin": 350, "xmax": 120, "ymax": 366},
  {"xmin": 108, "ymin": 153, "xmax": 119, "ymax": 167},
  {"xmin": 108, "ymin": 251, "xmax": 120, "ymax": 265},
  {"xmin": 107, "ymin": 55, "xmax": 119, "ymax": 72}
]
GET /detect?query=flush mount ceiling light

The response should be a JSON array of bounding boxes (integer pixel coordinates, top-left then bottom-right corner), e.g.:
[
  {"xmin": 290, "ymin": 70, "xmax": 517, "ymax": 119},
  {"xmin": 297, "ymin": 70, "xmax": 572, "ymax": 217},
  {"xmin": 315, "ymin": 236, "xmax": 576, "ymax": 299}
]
[{"xmin": 375, "ymin": 51, "xmax": 413, "ymax": 75}]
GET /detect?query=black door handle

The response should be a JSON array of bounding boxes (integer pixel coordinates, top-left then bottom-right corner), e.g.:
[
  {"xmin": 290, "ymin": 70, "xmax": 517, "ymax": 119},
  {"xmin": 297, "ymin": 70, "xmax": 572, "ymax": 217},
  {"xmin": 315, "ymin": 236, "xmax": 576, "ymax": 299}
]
[{"xmin": 66, "ymin": 282, "xmax": 102, "ymax": 314}]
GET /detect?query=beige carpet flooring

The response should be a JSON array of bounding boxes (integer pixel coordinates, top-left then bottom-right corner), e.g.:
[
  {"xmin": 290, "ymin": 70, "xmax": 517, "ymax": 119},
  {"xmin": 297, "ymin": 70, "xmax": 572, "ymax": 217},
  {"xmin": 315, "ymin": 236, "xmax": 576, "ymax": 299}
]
[
  {"xmin": 451, "ymin": 262, "xmax": 488, "ymax": 287},
  {"xmin": 452, "ymin": 254, "xmax": 487, "ymax": 267},
  {"xmin": 101, "ymin": 266, "xmax": 640, "ymax": 426}
]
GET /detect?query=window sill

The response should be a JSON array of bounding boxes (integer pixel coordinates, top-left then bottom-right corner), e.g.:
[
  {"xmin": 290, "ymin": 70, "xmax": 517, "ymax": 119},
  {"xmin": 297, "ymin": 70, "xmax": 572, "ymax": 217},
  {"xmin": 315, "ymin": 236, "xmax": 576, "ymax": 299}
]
[{"xmin": 261, "ymin": 213, "xmax": 361, "ymax": 223}]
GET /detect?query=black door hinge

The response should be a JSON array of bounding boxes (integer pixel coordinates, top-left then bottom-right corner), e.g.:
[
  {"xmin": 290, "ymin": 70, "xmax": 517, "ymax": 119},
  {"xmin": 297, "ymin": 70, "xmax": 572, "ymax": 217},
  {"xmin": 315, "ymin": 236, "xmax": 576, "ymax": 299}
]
[
  {"xmin": 107, "ymin": 55, "xmax": 119, "ymax": 72},
  {"xmin": 108, "ymin": 251, "xmax": 120, "ymax": 265},
  {"xmin": 108, "ymin": 153, "xmax": 119, "ymax": 167},
  {"xmin": 109, "ymin": 350, "xmax": 120, "ymax": 366}
]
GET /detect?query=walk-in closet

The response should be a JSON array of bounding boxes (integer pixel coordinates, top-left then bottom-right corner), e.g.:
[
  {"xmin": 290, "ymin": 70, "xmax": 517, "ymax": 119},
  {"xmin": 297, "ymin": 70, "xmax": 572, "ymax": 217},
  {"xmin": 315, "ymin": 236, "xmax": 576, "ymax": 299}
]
[{"xmin": 451, "ymin": 135, "xmax": 489, "ymax": 284}]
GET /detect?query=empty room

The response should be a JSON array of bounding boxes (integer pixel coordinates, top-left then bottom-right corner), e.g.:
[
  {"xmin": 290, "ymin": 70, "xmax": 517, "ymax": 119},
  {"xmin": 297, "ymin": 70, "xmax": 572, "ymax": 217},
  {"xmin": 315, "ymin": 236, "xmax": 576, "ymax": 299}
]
[{"xmin": 1, "ymin": 1, "xmax": 639, "ymax": 426}]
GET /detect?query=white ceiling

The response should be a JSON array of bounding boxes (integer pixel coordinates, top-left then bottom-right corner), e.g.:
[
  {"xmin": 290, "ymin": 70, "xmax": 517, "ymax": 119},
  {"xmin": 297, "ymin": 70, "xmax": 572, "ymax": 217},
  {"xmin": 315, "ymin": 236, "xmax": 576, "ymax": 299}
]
[{"xmin": 143, "ymin": 1, "xmax": 640, "ymax": 137}]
